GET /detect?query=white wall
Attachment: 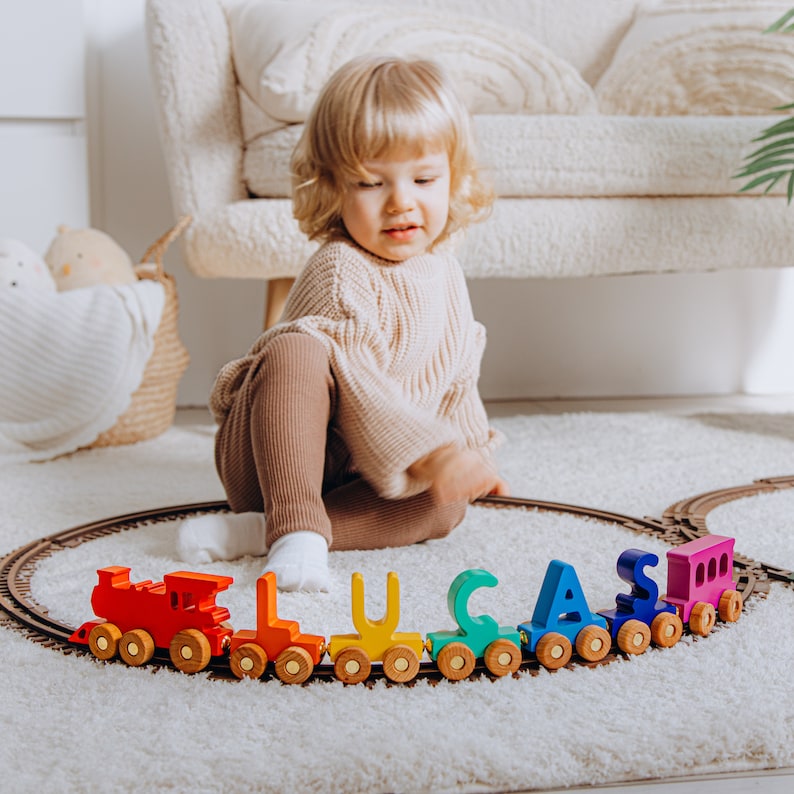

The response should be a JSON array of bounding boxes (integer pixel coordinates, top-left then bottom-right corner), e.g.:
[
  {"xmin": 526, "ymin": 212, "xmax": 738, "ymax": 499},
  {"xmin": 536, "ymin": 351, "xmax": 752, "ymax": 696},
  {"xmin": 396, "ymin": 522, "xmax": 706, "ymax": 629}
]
[
  {"xmin": 84, "ymin": 0, "xmax": 794, "ymax": 406},
  {"xmin": 0, "ymin": 0, "xmax": 89, "ymax": 252}
]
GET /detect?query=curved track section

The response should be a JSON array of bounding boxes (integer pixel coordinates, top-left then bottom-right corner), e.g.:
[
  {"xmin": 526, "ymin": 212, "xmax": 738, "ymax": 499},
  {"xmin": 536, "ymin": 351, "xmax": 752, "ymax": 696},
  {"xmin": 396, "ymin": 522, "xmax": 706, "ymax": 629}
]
[{"xmin": 660, "ymin": 475, "xmax": 794, "ymax": 585}]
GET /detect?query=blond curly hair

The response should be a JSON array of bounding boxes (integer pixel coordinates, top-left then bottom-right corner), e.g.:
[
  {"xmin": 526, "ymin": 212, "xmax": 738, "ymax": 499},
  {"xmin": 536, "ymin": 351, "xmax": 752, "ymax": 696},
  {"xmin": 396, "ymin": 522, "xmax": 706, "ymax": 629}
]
[{"xmin": 291, "ymin": 55, "xmax": 493, "ymax": 248}]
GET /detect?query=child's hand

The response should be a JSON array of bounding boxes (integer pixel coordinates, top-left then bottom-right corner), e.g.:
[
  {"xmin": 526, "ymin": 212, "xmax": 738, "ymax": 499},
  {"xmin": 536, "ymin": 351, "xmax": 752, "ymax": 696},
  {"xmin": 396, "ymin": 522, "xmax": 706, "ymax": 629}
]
[{"xmin": 408, "ymin": 445, "xmax": 510, "ymax": 505}]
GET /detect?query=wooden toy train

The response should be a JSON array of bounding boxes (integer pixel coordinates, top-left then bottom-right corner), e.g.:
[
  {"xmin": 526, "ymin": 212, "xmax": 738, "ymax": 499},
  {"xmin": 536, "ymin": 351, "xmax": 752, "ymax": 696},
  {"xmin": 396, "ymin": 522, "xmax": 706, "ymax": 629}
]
[{"xmin": 70, "ymin": 534, "xmax": 743, "ymax": 685}]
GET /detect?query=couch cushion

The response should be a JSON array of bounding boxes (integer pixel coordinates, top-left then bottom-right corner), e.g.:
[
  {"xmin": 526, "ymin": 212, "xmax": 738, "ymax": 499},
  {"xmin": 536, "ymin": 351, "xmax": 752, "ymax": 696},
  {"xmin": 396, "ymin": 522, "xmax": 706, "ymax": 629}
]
[
  {"xmin": 239, "ymin": 0, "xmax": 638, "ymax": 86},
  {"xmin": 243, "ymin": 114, "xmax": 784, "ymax": 198},
  {"xmin": 183, "ymin": 193, "xmax": 794, "ymax": 280},
  {"xmin": 227, "ymin": 0, "xmax": 597, "ymax": 124},
  {"xmin": 596, "ymin": 0, "xmax": 794, "ymax": 115}
]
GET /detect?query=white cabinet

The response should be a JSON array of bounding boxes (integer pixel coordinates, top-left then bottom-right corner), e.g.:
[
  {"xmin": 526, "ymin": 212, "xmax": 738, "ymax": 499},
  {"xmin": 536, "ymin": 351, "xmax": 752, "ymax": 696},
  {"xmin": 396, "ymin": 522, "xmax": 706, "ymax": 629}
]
[{"xmin": 0, "ymin": 0, "xmax": 88, "ymax": 253}]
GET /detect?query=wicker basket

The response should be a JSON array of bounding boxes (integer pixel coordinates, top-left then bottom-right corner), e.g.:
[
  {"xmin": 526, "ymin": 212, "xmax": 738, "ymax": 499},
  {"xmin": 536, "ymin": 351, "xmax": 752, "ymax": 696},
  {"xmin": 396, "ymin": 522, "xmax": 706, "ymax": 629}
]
[{"xmin": 90, "ymin": 217, "xmax": 192, "ymax": 448}]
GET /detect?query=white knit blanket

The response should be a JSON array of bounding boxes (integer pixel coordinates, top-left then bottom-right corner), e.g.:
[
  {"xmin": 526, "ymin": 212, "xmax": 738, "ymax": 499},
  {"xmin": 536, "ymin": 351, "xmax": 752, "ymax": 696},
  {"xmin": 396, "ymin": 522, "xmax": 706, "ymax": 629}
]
[{"xmin": 0, "ymin": 282, "xmax": 165, "ymax": 463}]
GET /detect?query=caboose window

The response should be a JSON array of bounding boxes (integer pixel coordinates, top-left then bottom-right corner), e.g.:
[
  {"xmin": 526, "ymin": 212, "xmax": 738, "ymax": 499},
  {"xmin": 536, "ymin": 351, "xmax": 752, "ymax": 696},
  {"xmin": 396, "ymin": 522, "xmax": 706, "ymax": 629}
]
[
  {"xmin": 695, "ymin": 562, "xmax": 705, "ymax": 587},
  {"xmin": 708, "ymin": 557, "xmax": 717, "ymax": 581},
  {"xmin": 720, "ymin": 553, "xmax": 728, "ymax": 577}
]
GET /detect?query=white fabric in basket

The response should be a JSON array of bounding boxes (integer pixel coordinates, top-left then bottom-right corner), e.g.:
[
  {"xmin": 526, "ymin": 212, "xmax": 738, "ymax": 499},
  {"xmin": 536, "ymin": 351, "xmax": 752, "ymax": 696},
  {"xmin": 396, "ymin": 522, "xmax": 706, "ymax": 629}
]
[{"xmin": 0, "ymin": 281, "xmax": 165, "ymax": 463}]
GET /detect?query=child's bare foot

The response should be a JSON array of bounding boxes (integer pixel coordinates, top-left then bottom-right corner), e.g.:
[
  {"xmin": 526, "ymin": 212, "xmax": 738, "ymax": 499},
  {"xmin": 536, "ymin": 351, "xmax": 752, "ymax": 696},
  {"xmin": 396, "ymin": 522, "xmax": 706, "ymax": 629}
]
[
  {"xmin": 263, "ymin": 531, "xmax": 330, "ymax": 592},
  {"xmin": 176, "ymin": 512, "xmax": 267, "ymax": 564}
]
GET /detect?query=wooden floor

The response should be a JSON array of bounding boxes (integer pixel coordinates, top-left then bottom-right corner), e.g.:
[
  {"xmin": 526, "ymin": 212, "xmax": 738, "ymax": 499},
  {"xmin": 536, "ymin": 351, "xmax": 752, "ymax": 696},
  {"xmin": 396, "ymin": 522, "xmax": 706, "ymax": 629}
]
[
  {"xmin": 177, "ymin": 394, "xmax": 794, "ymax": 793},
  {"xmin": 177, "ymin": 392, "xmax": 794, "ymax": 425},
  {"xmin": 481, "ymin": 392, "xmax": 794, "ymax": 418}
]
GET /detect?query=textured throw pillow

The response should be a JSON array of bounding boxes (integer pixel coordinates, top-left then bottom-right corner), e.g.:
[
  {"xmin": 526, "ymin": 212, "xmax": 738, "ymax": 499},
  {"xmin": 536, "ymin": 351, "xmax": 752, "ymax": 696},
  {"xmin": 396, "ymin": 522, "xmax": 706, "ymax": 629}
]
[
  {"xmin": 596, "ymin": 0, "xmax": 794, "ymax": 115},
  {"xmin": 228, "ymin": 1, "xmax": 597, "ymax": 121}
]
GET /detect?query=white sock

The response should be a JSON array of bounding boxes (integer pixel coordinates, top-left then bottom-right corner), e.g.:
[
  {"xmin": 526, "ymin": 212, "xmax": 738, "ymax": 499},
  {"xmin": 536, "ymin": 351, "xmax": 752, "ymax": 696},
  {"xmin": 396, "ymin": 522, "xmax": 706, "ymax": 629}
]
[
  {"xmin": 176, "ymin": 512, "xmax": 267, "ymax": 564},
  {"xmin": 262, "ymin": 531, "xmax": 330, "ymax": 592}
]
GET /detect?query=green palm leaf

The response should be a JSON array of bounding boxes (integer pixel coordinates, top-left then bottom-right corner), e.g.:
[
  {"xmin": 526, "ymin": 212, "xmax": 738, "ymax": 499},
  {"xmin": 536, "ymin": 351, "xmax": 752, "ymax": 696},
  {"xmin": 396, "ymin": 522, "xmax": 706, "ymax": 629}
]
[
  {"xmin": 737, "ymin": 170, "xmax": 789, "ymax": 194},
  {"xmin": 735, "ymin": 9, "xmax": 794, "ymax": 202},
  {"xmin": 765, "ymin": 8, "xmax": 794, "ymax": 32},
  {"xmin": 736, "ymin": 158, "xmax": 794, "ymax": 181}
]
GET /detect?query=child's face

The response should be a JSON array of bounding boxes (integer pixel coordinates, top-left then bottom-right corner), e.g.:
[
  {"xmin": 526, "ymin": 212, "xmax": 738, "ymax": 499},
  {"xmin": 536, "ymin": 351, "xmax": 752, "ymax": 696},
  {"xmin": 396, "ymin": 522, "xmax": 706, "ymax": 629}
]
[{"xmin": 340, "ymin": 149, "xmax": 450, "ymax": 262}]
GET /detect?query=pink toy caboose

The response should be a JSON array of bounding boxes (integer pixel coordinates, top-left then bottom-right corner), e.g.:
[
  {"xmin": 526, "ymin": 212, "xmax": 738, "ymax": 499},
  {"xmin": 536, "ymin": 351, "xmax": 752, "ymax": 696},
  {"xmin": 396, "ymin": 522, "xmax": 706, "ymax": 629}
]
[{"xmin": 664, "ymin": 535, "xmax": 737, "ymax": 623}]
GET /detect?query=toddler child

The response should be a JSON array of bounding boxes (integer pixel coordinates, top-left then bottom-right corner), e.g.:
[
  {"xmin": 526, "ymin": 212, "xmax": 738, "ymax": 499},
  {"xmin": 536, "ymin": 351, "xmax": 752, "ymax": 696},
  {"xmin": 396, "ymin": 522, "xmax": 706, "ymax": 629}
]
[{"xmin": 177, "ymin": 55, "xmax": 508, "ymax": 591}]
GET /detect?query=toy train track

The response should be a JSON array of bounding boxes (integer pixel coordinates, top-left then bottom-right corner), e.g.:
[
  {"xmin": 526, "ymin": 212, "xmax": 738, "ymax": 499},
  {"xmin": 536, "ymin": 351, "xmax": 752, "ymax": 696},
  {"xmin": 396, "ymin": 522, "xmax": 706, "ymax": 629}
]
[
  {"xmin": 1, "ymin": 482, "xmax": 791, "ymax": 683},
  {"xmin": 659, "ymin": 475, "xmax": 794, "ymax": 585}
]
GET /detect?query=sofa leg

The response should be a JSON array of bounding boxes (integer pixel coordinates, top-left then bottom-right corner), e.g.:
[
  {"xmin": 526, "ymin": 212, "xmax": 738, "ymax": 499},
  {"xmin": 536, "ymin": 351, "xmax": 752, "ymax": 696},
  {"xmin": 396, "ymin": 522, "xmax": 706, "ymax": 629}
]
[{"xmin": 264, "ymin": 277, "xmax": 295, "ymax": 329}]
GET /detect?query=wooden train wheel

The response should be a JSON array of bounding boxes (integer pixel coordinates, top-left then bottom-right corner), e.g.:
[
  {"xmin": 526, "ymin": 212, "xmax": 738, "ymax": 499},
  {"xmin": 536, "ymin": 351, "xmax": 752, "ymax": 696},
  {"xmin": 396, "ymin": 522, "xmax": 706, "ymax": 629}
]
[
  {"xmin": 334, "ymin": 647, "xmax": 371, "ymax": 685},
  {"xmin": 535, "ymin": 632, "xmax": 572, "ymax": 670},
  {"xmin": 617, "ymin": 619, "xmax": 650, "ymax": 655},
  {"xmin": 689, "ymin": 602, "xmax": 716, "ymax": 636},
  {"xmin": 651, "ymin": 612, "xmax": 683, "ymax": 648},
  {"xmin": 88, "ymin": 622, "xmax": 121, "ymax": 661},
  {"xmin": 483, "ymin": 639, "xmax": 522, "ymax": 677},
  {"xmin": 169, "ymin": 629, "xmax": 212, "ymax": 674},
  {"xmin": 275, "ymin": 646, "xmax": 314, "ymax": 685},
  {"xmin": 382, "ymin": 644, "xmax": 420, "ymax": 684},
  {"xmin": 575, "ymin": 625, "xmax": 611, "ymax": 662},
  {"xmin": 119, "ymin": 628, "xmax": 155, "ymax": 667},
  {"xmin": 230, "ymin": 643, "xmax": 267, "ymax": 680},
  {"xmin": 437, "ymin": 642, "xmax": 476, "ymax": 681},
  {"xmin": 718, "ymin": 589, "xmax": 742, "ymax": 623}
]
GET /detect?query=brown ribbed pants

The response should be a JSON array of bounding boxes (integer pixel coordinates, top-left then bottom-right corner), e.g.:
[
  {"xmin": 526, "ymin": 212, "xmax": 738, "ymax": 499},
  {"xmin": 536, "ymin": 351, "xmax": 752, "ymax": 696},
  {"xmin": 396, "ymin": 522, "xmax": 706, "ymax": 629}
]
[{"xmin": 214, "ymin": 333, "xmax": 467, "ymax": 550}]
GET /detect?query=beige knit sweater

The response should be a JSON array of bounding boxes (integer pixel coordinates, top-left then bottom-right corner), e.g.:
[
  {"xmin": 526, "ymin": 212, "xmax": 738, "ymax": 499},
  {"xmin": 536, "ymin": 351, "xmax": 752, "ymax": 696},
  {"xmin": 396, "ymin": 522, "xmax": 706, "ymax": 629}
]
[{"xmin": 210, "ymin": 240, "xmax": 499, "ymax": 499}]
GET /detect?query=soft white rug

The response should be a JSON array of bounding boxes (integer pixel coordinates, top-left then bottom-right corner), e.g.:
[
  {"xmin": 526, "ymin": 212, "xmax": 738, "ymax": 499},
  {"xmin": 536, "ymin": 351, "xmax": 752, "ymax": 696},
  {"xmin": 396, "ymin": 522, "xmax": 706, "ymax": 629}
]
[{"xmin": 1, "ymin": 411, "xmax": 793, "ymax": 793}]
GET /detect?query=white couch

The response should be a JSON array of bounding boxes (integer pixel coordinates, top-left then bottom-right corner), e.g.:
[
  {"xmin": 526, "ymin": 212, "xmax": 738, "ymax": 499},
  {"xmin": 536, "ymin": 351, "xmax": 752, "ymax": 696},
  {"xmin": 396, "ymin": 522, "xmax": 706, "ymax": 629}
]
[{"xmin": 145, "ymin": 0, "xmax": 794, "ymax": 326}]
